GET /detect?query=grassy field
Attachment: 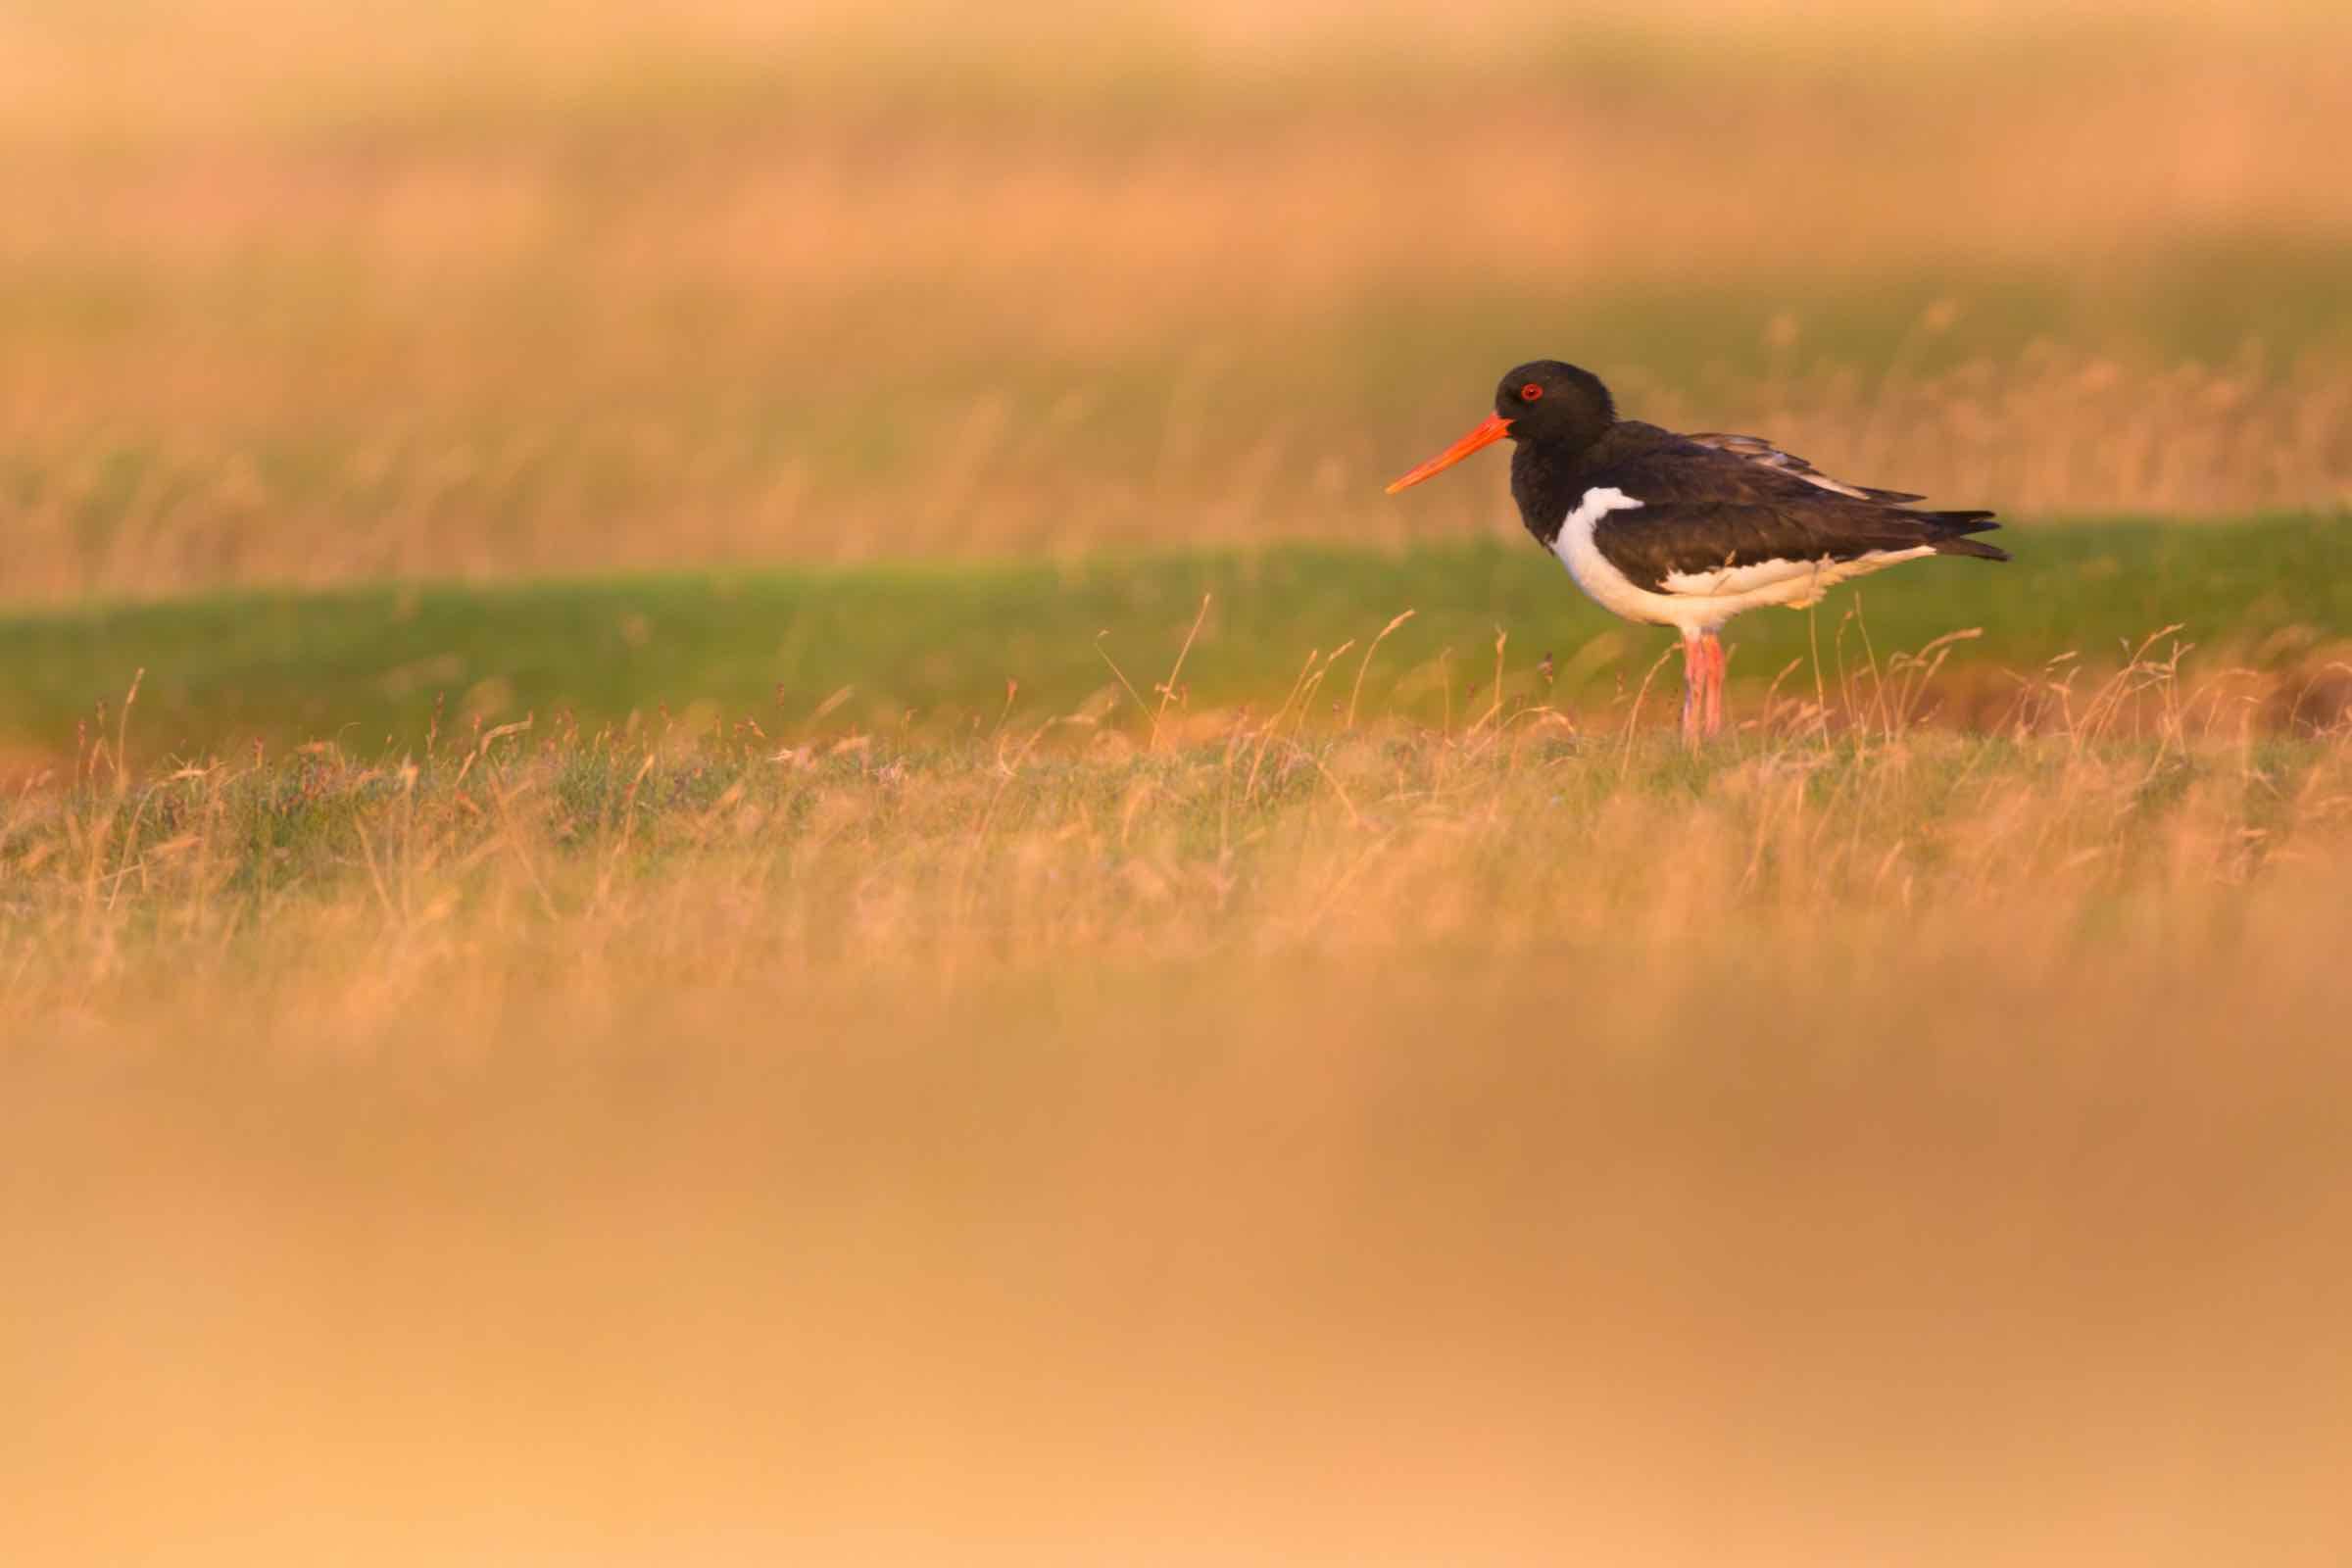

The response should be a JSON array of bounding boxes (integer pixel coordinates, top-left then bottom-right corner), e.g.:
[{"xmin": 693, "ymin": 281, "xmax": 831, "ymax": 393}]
[
  {"xmin": 8, "ymin": 3, "xmax": 2352, "ymax": 1561},
  {"xmin": 5, "ymin": 517, "xmax": 2347, "ymax": 765},
  {"xmin": 8, "ymin": 684, "xmax": 2352, "ymax": 1561}
]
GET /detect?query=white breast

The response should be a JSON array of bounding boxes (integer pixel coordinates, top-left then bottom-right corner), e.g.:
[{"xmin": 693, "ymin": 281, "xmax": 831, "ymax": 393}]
[{"xmin": 1548, "ymin": 487, "xmax": 1687, "ymax": 627}]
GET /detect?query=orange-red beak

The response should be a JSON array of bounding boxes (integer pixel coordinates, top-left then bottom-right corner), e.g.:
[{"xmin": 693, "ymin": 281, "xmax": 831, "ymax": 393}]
[{"xmin": 1385, "ymin": 412, "xmax": 1512, "ymax": 495}]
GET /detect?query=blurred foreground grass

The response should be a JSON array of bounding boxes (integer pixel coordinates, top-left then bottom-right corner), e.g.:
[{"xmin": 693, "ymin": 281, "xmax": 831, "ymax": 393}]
[
  {"xmin": 7, "ymin": 688, "xmax": 2351, "ymax": 1562},
  {"xmin": 3, "ymin": 518, "xmax": 2343, "ymax": 765},
  {"xmin": 2, "ymin": 0, "xmax": 2348, "ymax": 597}
]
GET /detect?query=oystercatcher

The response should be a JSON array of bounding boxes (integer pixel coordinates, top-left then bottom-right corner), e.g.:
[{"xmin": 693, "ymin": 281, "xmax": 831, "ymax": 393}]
[{"xmin": 1387, "ymin": 361, "xmax": 2007, "ymax": 741}]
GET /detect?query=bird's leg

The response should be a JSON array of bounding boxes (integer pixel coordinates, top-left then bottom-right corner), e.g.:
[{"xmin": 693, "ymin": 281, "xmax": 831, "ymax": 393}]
[
  {"xmin": 1680, "ymin": 630, "xmax": 1704, "ymax": 747},
  {"xmin": 1702, "ymin": 632, "xmax": 1727, "ymax": 738}
]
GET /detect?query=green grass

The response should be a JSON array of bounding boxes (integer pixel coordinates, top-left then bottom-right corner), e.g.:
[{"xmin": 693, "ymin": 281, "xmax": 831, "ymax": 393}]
[{"xmin": 3, "ymin": 516, "xmax": 2342, "ymax": 762}]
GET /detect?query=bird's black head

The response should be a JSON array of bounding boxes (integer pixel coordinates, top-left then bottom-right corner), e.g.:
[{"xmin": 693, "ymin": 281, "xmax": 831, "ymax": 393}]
[
  {"xmin": 1493, "ymin": 361, "xmax": 1615, "ymax": 450},
  {"xmin": 1387, "ymin": 360, "xmax": 1617, "ymax": 495}
]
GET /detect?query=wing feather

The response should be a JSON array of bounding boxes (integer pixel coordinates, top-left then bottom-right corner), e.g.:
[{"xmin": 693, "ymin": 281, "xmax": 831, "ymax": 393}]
[{"xmin": 1682, "ymin": 431, "xmax": 1927, "ymax": 504}]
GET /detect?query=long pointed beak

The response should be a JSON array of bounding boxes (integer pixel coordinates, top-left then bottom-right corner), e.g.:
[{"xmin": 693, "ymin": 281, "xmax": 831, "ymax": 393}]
[{"xmin": 1384, "ymin": 413, "xmax": 1513, "ymax": 495}]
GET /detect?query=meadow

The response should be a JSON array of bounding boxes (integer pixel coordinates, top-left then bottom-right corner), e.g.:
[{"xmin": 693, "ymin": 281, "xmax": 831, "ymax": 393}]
[
  {"xmin": 10, "ymin": 685, "xmax": 2352, "ymax": 1562},
  {"xmin": 3, "ymin": 517, "xmax": 2345, "ymax": 768},
  {"xmin": 5, "ymin": 1, "xmax": 2351, "ymax": 1562}
]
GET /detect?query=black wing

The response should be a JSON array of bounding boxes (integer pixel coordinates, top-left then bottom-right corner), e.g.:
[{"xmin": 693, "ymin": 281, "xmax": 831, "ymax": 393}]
[{"xmin": 1587, "ymin": 429, "xmax": 2004, "ymax": 593}]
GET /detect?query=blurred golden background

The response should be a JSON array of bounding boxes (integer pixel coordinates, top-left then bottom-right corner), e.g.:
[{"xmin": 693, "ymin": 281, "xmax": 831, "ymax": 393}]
[{"xmin": 3, "ymin": 0, "xmax": 2347, "ymax": 599}]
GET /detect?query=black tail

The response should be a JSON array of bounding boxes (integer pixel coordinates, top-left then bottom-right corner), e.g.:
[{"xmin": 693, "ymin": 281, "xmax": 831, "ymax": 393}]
[{"xmin": 1920, "ymin": 510, "xmax": 2008, "ymax": 562}]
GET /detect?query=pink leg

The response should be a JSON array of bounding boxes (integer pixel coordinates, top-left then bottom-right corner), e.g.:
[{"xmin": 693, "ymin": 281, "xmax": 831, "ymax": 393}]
[
  {"xmin": 1680, "ymin": 631, "xmax": 1703, "ymax": 746},
  {"xmin": 1702, "ymin": 632, "xmax": 1727, "ymax": 738},
  {"xmin": 1721, "ymin": 636, "xmax": 1734, "ymax": 732}
]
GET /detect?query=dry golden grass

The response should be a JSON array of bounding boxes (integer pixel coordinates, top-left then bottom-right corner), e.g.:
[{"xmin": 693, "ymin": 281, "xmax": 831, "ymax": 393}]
[
  {"xmin": 6, "ymin": 631, "xmax": 2347, "ymax": 1024},
  {"xmin": 1, "ymin": 0, "xmax": 2347, "ymax": 598},
  {"xmin": 6, "ymin": 663, "xmax": 2352, "ymax": 1561}
]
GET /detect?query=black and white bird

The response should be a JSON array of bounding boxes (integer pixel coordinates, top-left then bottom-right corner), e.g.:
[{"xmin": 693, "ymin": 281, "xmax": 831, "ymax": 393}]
[{"xmin": 1387, "ymin": 361, "xmax": 2007, "ymax": 741}]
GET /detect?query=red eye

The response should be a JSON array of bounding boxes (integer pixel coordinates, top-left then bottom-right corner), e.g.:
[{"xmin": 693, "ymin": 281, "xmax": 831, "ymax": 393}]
[{"xmin": 1519, "ymin": 382, "xmax": 1544, "ymax": 402}]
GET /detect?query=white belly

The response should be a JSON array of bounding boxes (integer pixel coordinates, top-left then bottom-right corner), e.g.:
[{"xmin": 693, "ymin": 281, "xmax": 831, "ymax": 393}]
[{"xmin": 1548, "ymin": 487, "xmax": 1934, "ymax": 634}]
